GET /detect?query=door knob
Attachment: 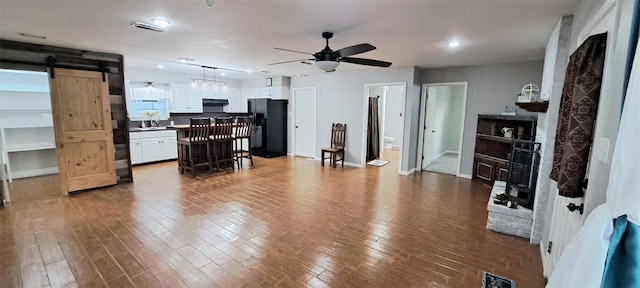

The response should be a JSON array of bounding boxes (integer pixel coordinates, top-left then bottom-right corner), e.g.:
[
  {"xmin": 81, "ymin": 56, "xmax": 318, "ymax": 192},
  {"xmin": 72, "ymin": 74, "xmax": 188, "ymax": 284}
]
[{"xmin": 296, "ymin": 126, "xmax": 299, "ymax": 128}]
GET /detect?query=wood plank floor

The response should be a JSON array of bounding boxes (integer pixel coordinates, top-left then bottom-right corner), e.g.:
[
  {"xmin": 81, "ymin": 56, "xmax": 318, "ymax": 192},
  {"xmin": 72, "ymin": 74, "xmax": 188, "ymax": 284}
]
[{"xmin": 0, "ymin": 152, "xmax": 545, "ymax": 287}]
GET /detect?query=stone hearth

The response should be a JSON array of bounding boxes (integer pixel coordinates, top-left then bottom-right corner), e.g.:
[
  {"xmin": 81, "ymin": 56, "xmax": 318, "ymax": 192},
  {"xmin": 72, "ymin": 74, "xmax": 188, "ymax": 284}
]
[{"xmin": 487, "ymin": 181, "xmax": 533, "ymax": 239}]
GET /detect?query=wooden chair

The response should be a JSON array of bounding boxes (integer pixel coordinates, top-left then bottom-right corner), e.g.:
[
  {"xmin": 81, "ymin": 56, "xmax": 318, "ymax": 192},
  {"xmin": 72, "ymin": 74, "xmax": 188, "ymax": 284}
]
[
  {"xmin": 321, "ymin": 123, "xmax": 346, "ymax": 168},
  {"xmin": 177, "ymin": 118, "xmax": 212, "ymax": 177},
  {"xmin": 210, "ymin": 117, "xmax": 235, "ymax": 171},
  {"xmin": 232, "ymin": 116, "xmax": 254, "ymax": 168}
]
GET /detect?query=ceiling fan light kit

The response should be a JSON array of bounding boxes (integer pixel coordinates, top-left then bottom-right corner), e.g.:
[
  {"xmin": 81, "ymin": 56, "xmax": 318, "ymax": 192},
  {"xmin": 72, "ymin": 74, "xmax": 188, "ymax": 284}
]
[
  {"xmin": 316, "ymin": 61, "xmax": 339, "ymax": 72},
  {"xmin": 270, "ymin": 31, "xmax": 392, "ymax": 72}
]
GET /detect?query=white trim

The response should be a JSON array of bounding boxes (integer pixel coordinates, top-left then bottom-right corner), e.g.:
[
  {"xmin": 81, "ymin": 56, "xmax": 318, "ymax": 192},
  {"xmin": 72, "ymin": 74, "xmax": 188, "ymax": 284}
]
[
  {"xmin": 362, "ymin": 82, "xmax": 407, "ymax": 175},
  {"xmin": 313, "ymin": 157, "xmax": 364, "ymax": 168},
  {"xmin": 416, "ymin": 82, "xmax": 468, "ymax": 178},
  {"xmin": 399, "ymin": 168, "xmax": 416, "ymax": 176},
  {"xmin": 291, "ymin": 87, "xmax": 317, "ymax": 158},
  {"xmin": 540, "ymin": 242, "xmax": 550, "ymax": 277},
  {"xmin": 457, "ymin": 173, "xmax": 472, "ymax": 179},
  {"xmin": 577, "ymin": 0, "xmax": 617, "ymax": 46}
]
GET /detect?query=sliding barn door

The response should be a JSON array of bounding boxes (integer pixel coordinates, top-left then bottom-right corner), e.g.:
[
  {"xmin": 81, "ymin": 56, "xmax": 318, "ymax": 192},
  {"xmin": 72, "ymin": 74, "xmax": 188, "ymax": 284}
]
[{"xmin": 49, "ymin": 68, "xmax": 116, "ymax": 194}]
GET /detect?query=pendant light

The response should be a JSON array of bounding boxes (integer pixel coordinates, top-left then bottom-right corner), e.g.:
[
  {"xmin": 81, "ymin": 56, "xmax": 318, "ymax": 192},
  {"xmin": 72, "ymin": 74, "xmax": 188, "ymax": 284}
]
[
  {"xmin": 201, "ymin": 66, "xmax": 208, "ymax": 90},
  {"xmin": 212, "ymin": 68, "xmax": 219, "ymax": 91}
]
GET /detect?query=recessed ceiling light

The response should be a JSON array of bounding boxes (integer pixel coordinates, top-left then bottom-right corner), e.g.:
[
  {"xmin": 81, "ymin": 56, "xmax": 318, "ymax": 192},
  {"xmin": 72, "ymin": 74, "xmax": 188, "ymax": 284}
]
[
  {"xmin": 178, "ymin": 58, "xmax": 194, "ymax": 63},
  {"xmin": 150, "ymin": 18, "xmax": 170, "ymax": 28},
  {"xmin": 448, "ymin": 41, "xmax": 461, "ymax": 48},
  {"xmin": 157, "ymin": 64, "xmax": 164, "ymax": 69},
  {"xmin": 246, "ymin": 69, "xmax": 252, "ymax": 73},
  {"xmin": 220, "ymin": 72, "xmax": 226, "ymax": 76}
]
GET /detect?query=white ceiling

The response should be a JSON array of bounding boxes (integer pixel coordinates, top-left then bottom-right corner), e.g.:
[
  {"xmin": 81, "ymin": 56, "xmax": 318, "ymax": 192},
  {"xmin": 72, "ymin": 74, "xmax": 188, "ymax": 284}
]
[{"xmin": 0, "ymin": 0, "xmax": 578, "ymax": 80}]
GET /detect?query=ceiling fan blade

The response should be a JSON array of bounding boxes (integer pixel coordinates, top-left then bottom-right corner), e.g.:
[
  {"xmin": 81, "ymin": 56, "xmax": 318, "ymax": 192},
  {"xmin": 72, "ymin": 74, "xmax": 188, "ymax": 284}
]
[
  {"xmin": 340, "ymin": 57, "xmax": 392, "ymax": 67},
  {"xmin": 335, "ymin": 43, "xmax": 376, "ymax": 57},
  {"xmin": 273, "ymin": 47, "xmax": 314, "ymax": 56},
  {"xmin": 268, "ymin": 59, "xmax": 314, "ymax": 65}
]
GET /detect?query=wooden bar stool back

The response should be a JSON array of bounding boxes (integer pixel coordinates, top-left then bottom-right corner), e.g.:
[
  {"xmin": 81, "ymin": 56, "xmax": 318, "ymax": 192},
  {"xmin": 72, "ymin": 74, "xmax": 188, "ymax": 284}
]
[
  {"xmin": 321, "ymin": 123, "xmax": 346, "ymax": 168},
  {"xmin": 177, "ymin": 117, "xmax": 212, "ymax": 177},
  {"xmin": 232, "ymin": 116, "xmax": 254, "ymax": 168},
  {"xmin": 210, "ymin": 117, "xmax": 235, "ymax": 171}
]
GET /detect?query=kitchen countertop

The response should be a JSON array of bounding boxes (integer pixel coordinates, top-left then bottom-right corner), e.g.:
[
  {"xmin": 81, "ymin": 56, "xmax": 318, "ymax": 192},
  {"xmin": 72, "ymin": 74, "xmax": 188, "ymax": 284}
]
[{"xmin": 129, "ymin": 127, "xmax": 168, "ymax": 132}]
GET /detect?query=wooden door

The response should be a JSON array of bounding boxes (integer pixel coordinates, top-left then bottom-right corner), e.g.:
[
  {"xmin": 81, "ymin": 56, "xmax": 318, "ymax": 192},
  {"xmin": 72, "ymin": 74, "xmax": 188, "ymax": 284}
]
[{"xmin": 49, "ymin": 68, "xmax": 116, "ymax": 194}]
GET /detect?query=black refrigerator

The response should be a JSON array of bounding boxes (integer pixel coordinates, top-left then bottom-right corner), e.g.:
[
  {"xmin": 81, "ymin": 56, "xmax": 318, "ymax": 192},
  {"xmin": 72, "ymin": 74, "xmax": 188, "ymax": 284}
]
[{"xmin": 248, "ymin": 98, "xmax": 288, "ymax": 158}]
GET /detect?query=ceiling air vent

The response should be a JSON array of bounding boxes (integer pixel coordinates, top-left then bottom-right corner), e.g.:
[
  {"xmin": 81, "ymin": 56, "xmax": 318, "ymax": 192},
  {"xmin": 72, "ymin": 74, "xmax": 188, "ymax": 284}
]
[{"xmin": 131, "ymin": 22, "xmax": 166, "ymax": 33}]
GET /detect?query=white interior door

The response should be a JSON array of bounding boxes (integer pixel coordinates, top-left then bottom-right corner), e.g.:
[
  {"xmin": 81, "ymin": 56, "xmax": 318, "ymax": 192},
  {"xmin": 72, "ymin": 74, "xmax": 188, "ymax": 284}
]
[
  {"xmin": 544, "ymin": 1, "xmax": 616, "ymax": 277},
  {"xmin": 294, "ymin": 87, "xmax": 316, "ymax": 158},
  {"xmin": 422, "ymin": 88, "xmax": 437, "ymax": 169}
]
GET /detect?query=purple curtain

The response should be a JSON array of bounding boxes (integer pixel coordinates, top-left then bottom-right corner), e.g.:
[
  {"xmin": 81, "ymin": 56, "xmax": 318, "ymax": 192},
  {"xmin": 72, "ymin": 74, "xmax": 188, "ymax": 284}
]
[{"xmin": 550, "ymin": 33, "xmax": 607, "ymax": 198}]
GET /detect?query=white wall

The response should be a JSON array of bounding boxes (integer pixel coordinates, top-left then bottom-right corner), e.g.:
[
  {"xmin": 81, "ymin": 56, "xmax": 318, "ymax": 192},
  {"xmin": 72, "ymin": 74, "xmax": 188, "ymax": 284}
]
[
  {"xmin": 445, "ymin": 85, "xmax": 465, "ymax": 152},
  {"xmin": 289, "ymin": 66, "xmax": 416, "ymax": 169},
  {"xmin": 421, "ymin": 61, "xmax": 543, "ymax": 176},
  {"xmin": 383, "ymin": 85, "xmax": 404, "ymax": 148}
]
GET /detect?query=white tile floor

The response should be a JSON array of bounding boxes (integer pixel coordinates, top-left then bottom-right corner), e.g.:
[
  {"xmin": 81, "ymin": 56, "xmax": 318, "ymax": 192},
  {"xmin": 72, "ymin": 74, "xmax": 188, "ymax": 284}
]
[{"xmin": 424, "ymin": 152, "xmax": 458, "ymax": 175}]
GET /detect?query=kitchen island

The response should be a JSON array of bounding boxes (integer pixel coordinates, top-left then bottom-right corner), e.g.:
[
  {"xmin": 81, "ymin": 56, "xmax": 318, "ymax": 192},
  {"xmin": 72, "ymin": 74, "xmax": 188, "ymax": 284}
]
[{"xmin": 167, "ymin": 124, "xmax": 234, "ymax": 173}]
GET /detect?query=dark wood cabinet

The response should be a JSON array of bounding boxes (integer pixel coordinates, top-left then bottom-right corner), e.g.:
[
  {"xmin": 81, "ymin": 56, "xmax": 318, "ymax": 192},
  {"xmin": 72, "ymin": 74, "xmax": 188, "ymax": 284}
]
[{"xmin": 472, "ymin": 114, "xmax": 536, "ymax": 186}]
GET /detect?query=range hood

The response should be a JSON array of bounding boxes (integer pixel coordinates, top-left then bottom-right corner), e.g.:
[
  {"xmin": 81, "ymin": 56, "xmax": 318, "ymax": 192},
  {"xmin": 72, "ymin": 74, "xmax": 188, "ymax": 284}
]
[{"xmin": 202, "ymin": 98, "xmax": 229, "ymax": 106}]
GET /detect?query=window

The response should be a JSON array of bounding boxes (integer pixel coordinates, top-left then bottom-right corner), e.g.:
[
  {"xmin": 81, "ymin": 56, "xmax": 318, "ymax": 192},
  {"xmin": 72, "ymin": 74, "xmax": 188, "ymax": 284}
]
[{"xmin": 127, "ymin": 82, "xmax": 171, "ymax": 120}]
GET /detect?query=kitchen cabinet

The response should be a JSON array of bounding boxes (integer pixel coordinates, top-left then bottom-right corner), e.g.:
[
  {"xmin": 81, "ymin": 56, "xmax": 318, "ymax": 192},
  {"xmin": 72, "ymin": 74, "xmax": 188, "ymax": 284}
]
[
  {"xmin": 258, "ymin": 86, "xmax": 289, "ymax": 99},
  {"xmin": 129, "ymin": 133, "xmax": 142, "ymax": 164},
  {"xmin": 171, "ymin": 83, "xmax": 202, "ymax": 113},
  {"xmin": 130, "ymin": 130, "xmax": 177, "ymax": 164},
  {"xmin": 224, "ymin": 88, "xmax": 247, "ymax": 113}
]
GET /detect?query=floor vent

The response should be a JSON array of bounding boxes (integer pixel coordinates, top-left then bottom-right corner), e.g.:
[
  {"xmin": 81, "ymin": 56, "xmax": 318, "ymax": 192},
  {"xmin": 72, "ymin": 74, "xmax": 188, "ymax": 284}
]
[{"xmin": 131, "ymin": 22, "xmax": 166, "ymax": 32}]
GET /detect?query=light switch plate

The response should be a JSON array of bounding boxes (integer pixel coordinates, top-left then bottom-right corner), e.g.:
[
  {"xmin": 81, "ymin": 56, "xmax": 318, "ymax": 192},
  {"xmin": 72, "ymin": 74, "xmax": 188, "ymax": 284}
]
[{"xmin": 596, "ymin": 137, "xmax": 610, "ymax": 164}]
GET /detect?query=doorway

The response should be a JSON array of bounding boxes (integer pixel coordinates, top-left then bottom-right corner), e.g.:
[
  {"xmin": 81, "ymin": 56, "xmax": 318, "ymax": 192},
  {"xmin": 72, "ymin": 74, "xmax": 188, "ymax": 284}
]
[
  {"xmin": 293, "ymin": 87, "xmax": 317, "ymax": 158},
  {"xmin": 363, "ymin": 83, "xmax": 406, "ymax": 172},
  {"xmin": 417, "ymin": 82, "xmax": 467, "ymax": 176}
]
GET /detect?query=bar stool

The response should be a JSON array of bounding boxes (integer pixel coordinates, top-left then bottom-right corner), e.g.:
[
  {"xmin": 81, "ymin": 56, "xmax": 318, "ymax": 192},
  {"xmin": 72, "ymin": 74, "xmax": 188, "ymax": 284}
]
[
  {"xmin": 233, "ymin": 116, "xmax": 254, "ymax": 168},
  {"xmin": 210, "ymin": 117, "xmax": 235, "ymax": 171},
  {"xmin": 177, "ymin": 118, "xmax": 212, "ymax": 177}
]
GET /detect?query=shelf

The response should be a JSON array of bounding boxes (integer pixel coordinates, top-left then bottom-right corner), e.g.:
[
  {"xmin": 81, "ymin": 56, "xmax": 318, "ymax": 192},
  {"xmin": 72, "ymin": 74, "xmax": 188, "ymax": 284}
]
[
  {"xmin": 515, "ymin": 101, "xmax": 549, "ymax": 112},
  {"xmin": 3, "ymin": 144, "xmax": 56, "ymax": 152},
  {"xmin": 1, "ymin": 124, "xmax": 53, "ymax": 129},
  {"xmin": 475, "ymin": 153, "xmax": 509, "ymax": 164},
  {"xmin": 476, "ymin": 134, "xmax": 514, "ymax": 144},
  {"xmin": 478, "ymin": 114, "xmax": 537, "ymax": 121},
  {"xmin": 0, "ymin": 108, "xmax": 51, "ymax": 111}
]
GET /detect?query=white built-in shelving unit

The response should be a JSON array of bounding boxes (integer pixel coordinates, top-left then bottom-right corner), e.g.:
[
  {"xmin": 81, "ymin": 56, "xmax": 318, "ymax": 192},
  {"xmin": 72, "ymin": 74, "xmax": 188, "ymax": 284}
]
[{"xmin": 0, "ymin": 69, "xmax": 58, "ymax": 182}]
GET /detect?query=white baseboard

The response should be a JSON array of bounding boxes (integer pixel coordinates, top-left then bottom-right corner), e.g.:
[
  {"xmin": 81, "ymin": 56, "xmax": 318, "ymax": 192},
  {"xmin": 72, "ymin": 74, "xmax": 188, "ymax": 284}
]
[
  {"xmin": 313, "ymin": 157, "xmax": 363, "ymax": 168},
  {"xmin": 540, "ymin": 242, "xmax": 549, "ymax": 277},
  {"xmin": 399, "ymin": 168, "xmax": 416, "ymax": 176},
  {"xmin": 445, "ymin": 150, "xmax": 459, "ymax": 155},
  {"xmin": 391, "ymin": 145, "xmax": 401, "ymax": 150},
  {"xmin": 11, "ymin": 167, "xmax": 58, "ymax": 180},
  {"xmin": 457, "ymin": 173, "xmax": 472, "ymax": 179}
]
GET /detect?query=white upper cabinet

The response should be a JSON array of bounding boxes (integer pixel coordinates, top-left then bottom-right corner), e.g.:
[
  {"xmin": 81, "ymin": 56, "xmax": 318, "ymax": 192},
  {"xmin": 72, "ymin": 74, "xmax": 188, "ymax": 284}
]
[
  {"xmin": 171, "ymin": 83, "xmax": 202, "ymax": 113},
  {"xmin": 224, "ymin": 88, "xmax": 246, "ymax": 113},
  {"xmin": 258, "ymin": 86, "xmax": 288, "ymax": 99}
]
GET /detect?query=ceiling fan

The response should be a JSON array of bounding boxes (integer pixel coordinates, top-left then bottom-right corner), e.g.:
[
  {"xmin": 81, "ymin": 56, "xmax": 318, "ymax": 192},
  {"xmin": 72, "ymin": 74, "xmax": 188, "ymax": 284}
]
[{"xmin": 269, "ymin": 32, "xmax": 392, "ymax": 72}]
